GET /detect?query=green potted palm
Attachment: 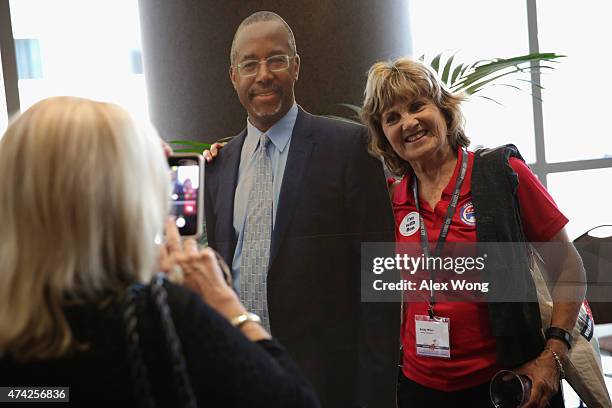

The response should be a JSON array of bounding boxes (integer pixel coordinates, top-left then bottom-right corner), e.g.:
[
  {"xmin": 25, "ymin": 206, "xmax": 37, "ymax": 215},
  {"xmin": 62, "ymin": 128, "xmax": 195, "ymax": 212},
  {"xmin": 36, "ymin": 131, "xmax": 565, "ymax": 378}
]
[{"xmin": 326, "ymin": 52, "xmax": 564, "ymax": 124}]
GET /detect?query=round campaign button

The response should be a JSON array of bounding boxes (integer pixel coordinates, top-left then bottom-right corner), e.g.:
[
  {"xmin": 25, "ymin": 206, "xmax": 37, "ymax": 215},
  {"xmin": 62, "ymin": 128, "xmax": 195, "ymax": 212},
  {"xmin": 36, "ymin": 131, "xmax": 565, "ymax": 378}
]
[{"xmin": 399, "ymin": 211, "xmax": 420, "ymax": 237}]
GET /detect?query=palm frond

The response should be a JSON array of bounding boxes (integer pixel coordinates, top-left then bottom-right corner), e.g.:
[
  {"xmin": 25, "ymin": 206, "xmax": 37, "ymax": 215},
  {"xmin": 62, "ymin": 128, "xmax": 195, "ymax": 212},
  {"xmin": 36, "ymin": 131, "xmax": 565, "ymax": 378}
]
[
  {"xmin": 169, "ymin": 139, "xmax": 212, "ymax": 149},
  {"xmin": 331, "ymin": 51, "xmax": 564, "ymax": 119},
  {"xmin": 515, "ymin": 78, "xmax": 545, "ymax": 90},
  {"xmin": 450, "ymin": 53, "xmax": 564, "ymax": 94},
  {"xmin": 452, "ymin": 59, "xmax": 562, "ymax": 95},
  {"xmin": 172, "ymin": 148, "xmax": 208, "ymax": 153},
  {"xmin": 338, "ymin": 103, "xmax": 363, "ymax": 116},
  {"xmin": 430, "ymin": 53, "xmax": 442, "ymax": 73},
  {"xmin": 474, "ymin": 95, "xmax": 504, "ymax": 106},
  {"xmin": 450, "ymin": 63, "xmax": 465, "ymax": 86},
  {"xmin": 323, "ymin": 114, "xmax": 362, "ymax": 125},
  {"xmin": 488, "ymin": 83, "xmax": 523, "ymax": 92},
  {"xmin": 440, "ymin": 54, "xmax": 456, "ymax": 85}
]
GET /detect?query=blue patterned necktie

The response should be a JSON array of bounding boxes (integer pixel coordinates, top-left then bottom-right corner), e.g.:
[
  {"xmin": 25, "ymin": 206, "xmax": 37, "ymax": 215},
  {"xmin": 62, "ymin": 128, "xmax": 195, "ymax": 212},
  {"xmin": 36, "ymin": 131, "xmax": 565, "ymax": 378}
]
[{"xmin": 239, "ymin": 133, "xmax": 273, "ymax": 330}]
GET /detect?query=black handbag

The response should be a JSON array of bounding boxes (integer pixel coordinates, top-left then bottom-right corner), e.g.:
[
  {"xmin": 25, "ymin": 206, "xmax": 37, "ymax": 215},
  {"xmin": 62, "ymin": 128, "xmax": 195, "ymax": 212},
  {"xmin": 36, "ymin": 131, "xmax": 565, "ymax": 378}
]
[{"xmin": 122, "ymin": 273, "xmax": 197, "ymax": 408}]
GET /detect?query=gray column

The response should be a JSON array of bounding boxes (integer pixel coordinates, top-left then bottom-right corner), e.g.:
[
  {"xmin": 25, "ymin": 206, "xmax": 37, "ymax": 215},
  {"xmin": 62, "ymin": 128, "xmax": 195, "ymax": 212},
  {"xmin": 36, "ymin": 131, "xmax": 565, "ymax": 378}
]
[
  {"xmin": 139, "ymin": 0, "xmax": 411, "ymax": 143},
  {"xmin": 0, "ymin": 0, "xmax": 20, "ymax": 117}
]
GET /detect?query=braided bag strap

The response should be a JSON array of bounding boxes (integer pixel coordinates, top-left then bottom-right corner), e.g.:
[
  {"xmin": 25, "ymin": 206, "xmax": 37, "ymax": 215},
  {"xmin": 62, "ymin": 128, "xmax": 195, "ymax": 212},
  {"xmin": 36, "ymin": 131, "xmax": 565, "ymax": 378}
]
[
  {"xmin": 150, "ymin": 274, "xmax": 197, "ymax": 408},
  {"xmin": 123, "ymin": 275, "xmax": 197, "ymax": 408},
  {"xmin": 123, "ymin": 283, "xmax": 156, "ymax": 408}
]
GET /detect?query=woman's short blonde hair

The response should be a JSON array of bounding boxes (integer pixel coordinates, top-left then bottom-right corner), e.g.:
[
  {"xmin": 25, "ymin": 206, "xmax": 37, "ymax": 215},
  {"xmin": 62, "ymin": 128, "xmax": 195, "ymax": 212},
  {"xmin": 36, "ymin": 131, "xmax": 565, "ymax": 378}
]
[
  {"xmin": 361, "ymin": 57, "xmax": 470, "ymax": 177},
  {"xmin": 0, "ymin": 97, "xmax": 169, "ymax": 361}
]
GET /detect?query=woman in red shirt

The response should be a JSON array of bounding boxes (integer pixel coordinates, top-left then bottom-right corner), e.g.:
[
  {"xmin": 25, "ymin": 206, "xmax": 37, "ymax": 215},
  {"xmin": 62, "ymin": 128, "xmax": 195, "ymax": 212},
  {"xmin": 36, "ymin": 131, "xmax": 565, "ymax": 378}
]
[{"xmin": 361, "ymin": 57, "xmax": 585, "ymax": 408}]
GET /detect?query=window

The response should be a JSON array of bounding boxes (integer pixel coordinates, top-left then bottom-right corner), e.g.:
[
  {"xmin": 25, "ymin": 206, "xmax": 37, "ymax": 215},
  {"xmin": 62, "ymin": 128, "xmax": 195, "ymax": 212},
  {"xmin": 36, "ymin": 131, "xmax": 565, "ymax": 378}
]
[
  {"xmin": 537, "ymin": 0, "xmax": 612, "ymax": 163},
  {"xmin": 7, "ymin": 0, "xmax": 148, "ymax": 119},
  {"xmin": 409, "ymin": 0, "xmax": 536, "ymax": 162},
  {"xmin": 14, "ymin": 38, "xmax": 42, "ymax": 79},
  {"xmin": 130, "ymin": 48, "xmax": 143, "ymax": 75},
  {"xmin": 410, "ymin": 0, "xmax": 612, "ymax": 238},
  {"xmin": 548, "ymin": 168, "xmax": 612, "ymax": 238}
]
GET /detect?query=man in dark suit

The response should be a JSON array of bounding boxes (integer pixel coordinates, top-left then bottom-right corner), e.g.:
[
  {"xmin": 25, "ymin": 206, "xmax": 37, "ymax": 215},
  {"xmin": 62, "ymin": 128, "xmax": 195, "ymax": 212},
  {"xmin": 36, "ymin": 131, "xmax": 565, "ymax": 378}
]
[{"xmin": 204, "ymin": 11, "xmax": 399, "ymax": 407}]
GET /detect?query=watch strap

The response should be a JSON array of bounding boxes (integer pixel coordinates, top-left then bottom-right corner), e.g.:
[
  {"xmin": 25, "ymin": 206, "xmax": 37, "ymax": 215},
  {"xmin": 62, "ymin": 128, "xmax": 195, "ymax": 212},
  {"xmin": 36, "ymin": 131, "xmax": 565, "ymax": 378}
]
[{"xmin": 545, "ymin": 326, "xmax": 572, "ymax": 349}]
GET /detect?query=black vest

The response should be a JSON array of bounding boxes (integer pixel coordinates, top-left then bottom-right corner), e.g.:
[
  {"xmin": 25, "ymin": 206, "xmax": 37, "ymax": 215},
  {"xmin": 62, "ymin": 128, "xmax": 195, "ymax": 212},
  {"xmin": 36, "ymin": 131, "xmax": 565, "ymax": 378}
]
[{"xmin": 472, "ymin": 144, "xmax": 545, "ymax": 368}]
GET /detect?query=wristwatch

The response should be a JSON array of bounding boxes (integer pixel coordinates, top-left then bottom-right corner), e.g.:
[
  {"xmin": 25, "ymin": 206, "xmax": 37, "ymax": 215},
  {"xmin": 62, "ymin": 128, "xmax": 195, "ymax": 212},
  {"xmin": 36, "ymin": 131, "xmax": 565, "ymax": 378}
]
[
  {"xmin": 545, "ymin": 326, "xmax": 572, "ymax": 350},
  {"xmin": 230, "ymin": 312, "xmax": 262, "ymax": 328}
]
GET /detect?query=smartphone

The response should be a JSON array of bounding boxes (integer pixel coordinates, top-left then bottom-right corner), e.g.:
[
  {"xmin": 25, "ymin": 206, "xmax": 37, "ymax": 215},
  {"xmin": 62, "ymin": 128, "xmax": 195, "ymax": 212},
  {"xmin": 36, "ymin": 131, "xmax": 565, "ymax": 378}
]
[{"xmin": 168, "ymin": 153, "xmax": 204, "ymax": 238}]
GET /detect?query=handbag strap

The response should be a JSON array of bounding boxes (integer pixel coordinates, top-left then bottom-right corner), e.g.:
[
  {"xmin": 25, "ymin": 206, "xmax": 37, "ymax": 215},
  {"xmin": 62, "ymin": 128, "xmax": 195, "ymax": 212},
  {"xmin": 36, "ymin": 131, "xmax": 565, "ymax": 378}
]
[
  {"xmin": 123, "ymin": 274, "xmax": 197, "ymax": 408},
  {"xmin": 150, "ymin": 274, "xmax": 197, "ymax": 408},
  {"xmin": 123, "ymin": 282, "xmax": 156, "ymax": 408}
]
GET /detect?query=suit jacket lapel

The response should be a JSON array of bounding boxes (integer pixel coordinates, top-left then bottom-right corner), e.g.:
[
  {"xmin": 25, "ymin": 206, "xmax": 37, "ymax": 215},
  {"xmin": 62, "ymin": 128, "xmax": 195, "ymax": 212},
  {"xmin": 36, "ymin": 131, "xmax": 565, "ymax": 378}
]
[
  {"xmin": 269, "ymin": 107, "xmax": 314, "ymax": 267},
  {"xmin": 214, "ymin": 130, "xmax": 245, "ymax": 262}
]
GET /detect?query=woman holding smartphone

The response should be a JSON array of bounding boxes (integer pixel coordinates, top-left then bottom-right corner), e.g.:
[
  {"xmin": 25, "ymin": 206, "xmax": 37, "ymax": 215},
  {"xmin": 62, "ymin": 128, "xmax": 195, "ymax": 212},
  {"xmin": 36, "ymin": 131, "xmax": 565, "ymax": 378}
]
[{"xmin": 0, "ymin": 96, "xmax": 320, "ymax": 407}]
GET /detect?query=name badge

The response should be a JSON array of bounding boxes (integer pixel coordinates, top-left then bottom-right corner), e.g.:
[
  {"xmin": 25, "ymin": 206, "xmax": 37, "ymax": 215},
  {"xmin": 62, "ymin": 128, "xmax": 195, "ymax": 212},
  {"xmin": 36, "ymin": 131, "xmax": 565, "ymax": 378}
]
[{"xmin": 415, "ymin": 314, "xmax": 451, "ymax": 358}]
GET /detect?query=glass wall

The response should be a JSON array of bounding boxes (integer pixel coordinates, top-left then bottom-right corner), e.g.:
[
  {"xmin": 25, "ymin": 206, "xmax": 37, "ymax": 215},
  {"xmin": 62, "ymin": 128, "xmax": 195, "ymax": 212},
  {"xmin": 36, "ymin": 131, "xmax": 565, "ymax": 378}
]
[
  {"xmin": 7, "ymin": 0, "xmax": 147, "ymax": 120},
  {"xmin": 410, "ymin": 1, "xmax": 535, "ymax": 162},
  {"xmin": 537, "ymin": 0, "xmax": 612, "ymax": 163},
  {"xmin": 409, "ymin": 0, "xmax": 612, "ymax": 238}
]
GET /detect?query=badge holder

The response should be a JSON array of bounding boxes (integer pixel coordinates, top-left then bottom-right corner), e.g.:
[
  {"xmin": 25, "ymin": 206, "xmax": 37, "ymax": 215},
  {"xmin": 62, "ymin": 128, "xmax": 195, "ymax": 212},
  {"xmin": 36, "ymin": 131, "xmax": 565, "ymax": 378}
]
[{"xmin": 415, "ymin": 310, "xmax": 451, "ymax": 359}]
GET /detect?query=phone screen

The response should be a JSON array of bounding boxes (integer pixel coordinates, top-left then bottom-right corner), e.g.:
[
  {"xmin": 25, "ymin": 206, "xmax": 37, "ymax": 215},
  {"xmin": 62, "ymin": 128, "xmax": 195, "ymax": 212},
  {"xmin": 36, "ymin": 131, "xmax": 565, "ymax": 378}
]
[{"xmin": 168, "ymin": 155, "xmax": 203, "ymax": 237}]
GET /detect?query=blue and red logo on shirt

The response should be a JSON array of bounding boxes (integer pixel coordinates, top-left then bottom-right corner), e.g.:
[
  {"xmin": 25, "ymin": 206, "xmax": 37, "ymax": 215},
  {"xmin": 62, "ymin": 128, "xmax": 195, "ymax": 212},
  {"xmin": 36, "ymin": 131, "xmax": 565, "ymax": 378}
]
[{"xmin": 460, "ymin": 202, "xmax": 476, "ymax": 226}]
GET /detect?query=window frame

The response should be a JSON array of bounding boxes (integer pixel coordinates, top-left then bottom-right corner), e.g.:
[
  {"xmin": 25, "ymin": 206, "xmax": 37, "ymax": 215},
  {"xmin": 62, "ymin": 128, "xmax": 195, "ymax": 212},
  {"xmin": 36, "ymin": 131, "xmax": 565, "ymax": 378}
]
[{"xmin": 525, "ymin": 0, "xmax": 612, "ymax": 187}]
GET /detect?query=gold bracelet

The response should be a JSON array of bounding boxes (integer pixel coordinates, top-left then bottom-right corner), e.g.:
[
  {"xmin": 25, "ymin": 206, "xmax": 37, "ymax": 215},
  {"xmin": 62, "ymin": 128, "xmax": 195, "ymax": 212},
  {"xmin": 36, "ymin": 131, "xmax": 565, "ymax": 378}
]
[
  {"xmin": 230, "ymin": 312, "xmax": 261, "ymax": 329},
  {"xmin": 545, "ymin": 348, "xmax": 566, "ymax": 379}
]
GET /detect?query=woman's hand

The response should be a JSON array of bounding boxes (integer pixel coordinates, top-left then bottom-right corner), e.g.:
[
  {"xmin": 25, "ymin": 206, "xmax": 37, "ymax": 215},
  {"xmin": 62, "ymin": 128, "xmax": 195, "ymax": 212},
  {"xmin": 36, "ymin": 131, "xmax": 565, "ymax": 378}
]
[
  {"xmin": 159, "ymin": 218, "xmax": 270, "ymax": 340},
  {"xmin": 203, "ymin": 142, "xmax": 226, "ymax": 162},
  {"xmin": 177, "ymin": 245, "xmax": 242, "ymax": 319},
  {"xmin": 514, "ymin": 348, "xmax": 562, "ymax": 408},
  {"xmin": 160, "ymin": 218, "xmax": 237, "ymax": 313}
]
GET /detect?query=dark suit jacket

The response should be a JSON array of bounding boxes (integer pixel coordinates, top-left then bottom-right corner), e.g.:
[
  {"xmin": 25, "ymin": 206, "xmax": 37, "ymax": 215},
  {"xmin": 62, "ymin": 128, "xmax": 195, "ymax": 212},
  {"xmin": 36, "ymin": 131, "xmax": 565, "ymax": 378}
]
[{"xmin": 204, "ymin": 107, "xmax": 399, "ymax": 407}]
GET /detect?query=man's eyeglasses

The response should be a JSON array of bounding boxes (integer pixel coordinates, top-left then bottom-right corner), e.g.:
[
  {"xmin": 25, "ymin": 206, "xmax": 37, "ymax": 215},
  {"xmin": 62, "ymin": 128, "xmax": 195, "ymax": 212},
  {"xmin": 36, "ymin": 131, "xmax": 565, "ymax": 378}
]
[{"xmin": 234, "ymin": 54, "xmax": 296, "ymax": 78}]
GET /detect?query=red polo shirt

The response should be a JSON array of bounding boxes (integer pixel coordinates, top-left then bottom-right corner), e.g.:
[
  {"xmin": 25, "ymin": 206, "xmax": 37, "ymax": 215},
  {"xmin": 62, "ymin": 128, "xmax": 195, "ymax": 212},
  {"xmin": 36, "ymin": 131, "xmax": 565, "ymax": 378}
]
[{"xmin": 392, "ymin": 149, "xmax": 568, "ymax": 391}]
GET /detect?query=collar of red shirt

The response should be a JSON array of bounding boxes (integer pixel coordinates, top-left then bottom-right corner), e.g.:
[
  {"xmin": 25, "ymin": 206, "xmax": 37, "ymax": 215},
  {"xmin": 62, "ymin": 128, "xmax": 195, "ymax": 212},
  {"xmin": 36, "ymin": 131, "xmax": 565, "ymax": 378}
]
[{"xmin": 392, "ymin": 148, "xmax": 474, "ymax": 206}]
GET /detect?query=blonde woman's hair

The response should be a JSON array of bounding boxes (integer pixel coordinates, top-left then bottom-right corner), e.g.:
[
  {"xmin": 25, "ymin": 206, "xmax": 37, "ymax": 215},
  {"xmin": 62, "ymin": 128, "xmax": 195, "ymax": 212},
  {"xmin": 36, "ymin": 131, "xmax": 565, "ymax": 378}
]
[
  {"xmin": 361, "ymin": 57, "xmax": 469, "ymax": 177},
  {"xmin": 0, "ymin": 96, "xmax": 169, "ymax": 361}
]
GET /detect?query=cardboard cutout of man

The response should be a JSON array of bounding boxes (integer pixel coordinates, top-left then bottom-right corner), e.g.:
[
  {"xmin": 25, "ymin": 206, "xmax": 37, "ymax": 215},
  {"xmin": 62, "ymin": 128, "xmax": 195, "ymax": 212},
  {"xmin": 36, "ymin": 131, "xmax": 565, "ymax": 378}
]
[{"xmin": 204, "ymin": 11, "xmax": 399, "ymax": 407}]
